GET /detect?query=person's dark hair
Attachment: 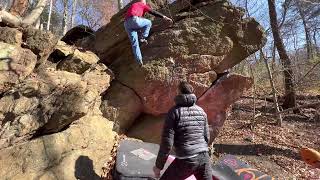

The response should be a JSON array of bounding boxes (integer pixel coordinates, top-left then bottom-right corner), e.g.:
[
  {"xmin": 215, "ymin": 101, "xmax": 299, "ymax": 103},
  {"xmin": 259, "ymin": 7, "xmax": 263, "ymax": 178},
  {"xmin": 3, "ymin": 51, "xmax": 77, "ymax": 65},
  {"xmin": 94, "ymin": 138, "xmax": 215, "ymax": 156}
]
[{"xmin": 178, "ymin": 81, "xmax": 194, "ymax": 94}]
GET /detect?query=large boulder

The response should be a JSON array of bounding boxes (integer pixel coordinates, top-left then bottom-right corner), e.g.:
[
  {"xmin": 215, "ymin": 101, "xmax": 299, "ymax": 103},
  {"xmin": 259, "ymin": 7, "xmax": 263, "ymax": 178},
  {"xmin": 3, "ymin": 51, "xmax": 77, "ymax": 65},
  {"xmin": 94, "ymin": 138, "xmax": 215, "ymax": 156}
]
[
  {"xmin": 22, "ymin": 28, "xmax": 59, "ymax": 65},
  {"xmin": 127, "ymin": 114, "xmax": 165, "ymax": 144},
  {"xmin": 84, "ymin": 0, "xmax": 266, "ymax": 117},
  {"xmin": 0, "ymin": 64, "xmax": 112, "ymax": 149},
  {"xmin": 49, "ymin": 40, "xmax": 76, "ymax": 61},
  {"xmin": 0, "ymin": 115, "xmax": 116, "ymax": 180},
  {"xmin": 0, "ymin": 27, "xmax": 23, "ymax": 46},
  {"xmin": 57, "ymin": 49, "xmax": 100, "ymax": 74},
  {"xmin": 100, "ymin": 81, "xmax": 142, "ymax": 133},
  {"xmin": 0, "ymin": 26, "xmax": 117, "ymax": 179},
  {"xmin": 127, "ymin": 74, "xmax": 252, "ymax": 144},
  {"xmin": 0, "ymin": 42, "xmax": 37, "ymax": 93},
  {"xmin": 61, "ymin": 25, "xmax": 94, "ymax": 45},
  {"xmin": 197, "ymin": 73, "xmax": 253, "ymax": 143},
  {"xmin": 82, "ymin": 63, "xmax": 114, "ymax": 92},
  {"xmin": 110, "ymin": 61, "xmax": 217, "ymax": 115}
]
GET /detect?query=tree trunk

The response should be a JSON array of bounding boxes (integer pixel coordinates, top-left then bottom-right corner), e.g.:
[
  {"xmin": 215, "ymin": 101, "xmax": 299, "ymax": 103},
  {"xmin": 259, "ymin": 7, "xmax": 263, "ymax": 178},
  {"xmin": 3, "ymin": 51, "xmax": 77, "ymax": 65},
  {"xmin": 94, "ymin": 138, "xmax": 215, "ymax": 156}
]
[
  {"xmin": 271, "ymin": 42, "xmax": 276, "ymax": 72},
  {"xmin": 22, "ymin": 0, "xmax": 48, "ymax": 26},
  {"xmin": 35, "ymin": 16, "xmax": 41, "ymax": 29},
  {"xmin": 0, "ymin": 0, "xmax": 48, "ymax": 27},
  {"xmin": 0, "ymin": 10, "xmax": 22, "ymax": 27},
  {"xmin": 261, "ymin": 49, "xmax": 283, "ymax": 126},
  {"xmin": 71, "ymin": 0, "xmax": 77, "ymax": 28},
  {"xmin": 249, "ymin": 65, "xmax": 257, "ymax": 128},
  {"xmin": 267, "ymin": 0, "xmax": 297, "ymax": 110},
  {"xmin": 9, "ymin": 0, "xmax": 28, "ymax": 16},
  {"xmin": 296, "ymin": 1, "xmax": 313, "ymax": 59},
  {"xmin": 62, "ymin": 0, "xmax": 68, "ymax": 35},
  {"xmin": 118, "ymin": 0, "xmax": 123, "ymax": 11},
  {"xmin": 47, "ymin": 0, "xmax": 53, "ymax": 31},
  {"xmin": 313, "ymin": 30, "xmax": 319, "ymax": 55}
]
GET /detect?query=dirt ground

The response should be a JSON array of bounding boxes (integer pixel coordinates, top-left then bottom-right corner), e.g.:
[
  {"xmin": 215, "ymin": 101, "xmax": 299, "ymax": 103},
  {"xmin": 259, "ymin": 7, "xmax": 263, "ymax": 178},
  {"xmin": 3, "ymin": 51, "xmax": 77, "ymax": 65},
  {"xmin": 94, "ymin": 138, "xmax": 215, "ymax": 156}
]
[{"xmin": 212, "ymin": 97, "xmax": 320, "ymax": 179}]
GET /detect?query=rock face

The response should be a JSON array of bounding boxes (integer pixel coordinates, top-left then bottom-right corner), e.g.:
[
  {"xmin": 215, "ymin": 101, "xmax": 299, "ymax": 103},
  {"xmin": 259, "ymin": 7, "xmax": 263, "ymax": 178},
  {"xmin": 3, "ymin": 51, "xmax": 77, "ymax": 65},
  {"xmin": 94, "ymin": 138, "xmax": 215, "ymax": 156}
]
[
  {"xmin": 127, "ymin": 114, "xmax": 165, "ymax": 144},
  {"xmin": 57, "ymin": 49, "xmax": 100, "ymax": 74},
  {"xmin": 100, "ymin": 81, "xmax": 142, "ymax": 133},
  {"xmin": 82, "ymin": 0, "xmax": 266, "ymax": 119},
  {"xmin": 197, "ymin": 73, "xmax": 253, "ymax": 143},
  {"xmin": 0, "ymin": 26, "xmax": 116, "ymax": 179},
  {"xmin": 0, "ymin": 27, "xmax": 22, "ymax": 45},
  {"xmin": 127, "ymin": 73, "xmax": 252, "ymax": 144},
  {"xmin": 0, "ymin": 115, "xmax": 116, "ymax": 180},
  {"xmin": 61, "ymin": 25, "xmax": 94, "ymax": 45},
  {"xmin": 0, "ymin": 27, "xmax": 113, "ymax": 150},
  {"xmin": 22, "ymin": 28, "xmax": 59, "ymax": 65},
  {"xmin": 0, "ymin": 42, "xmax": 37, "ymax": 93},
  {"xmin": 0, "ymin": 65, "xmax": 112, "ymax": 149},
  {"xmin": 50, "ymin": 40, "xmax": 76, "ymax": 60}
]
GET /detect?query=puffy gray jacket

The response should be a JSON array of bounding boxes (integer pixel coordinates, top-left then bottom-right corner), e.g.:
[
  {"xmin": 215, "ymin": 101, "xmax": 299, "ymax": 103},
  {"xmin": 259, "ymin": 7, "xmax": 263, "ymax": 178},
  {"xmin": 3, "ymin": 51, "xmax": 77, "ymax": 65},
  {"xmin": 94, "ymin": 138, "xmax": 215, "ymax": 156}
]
[{"xmin": 155, "ymin": 94, "xmax": 210, "ymax": 170}]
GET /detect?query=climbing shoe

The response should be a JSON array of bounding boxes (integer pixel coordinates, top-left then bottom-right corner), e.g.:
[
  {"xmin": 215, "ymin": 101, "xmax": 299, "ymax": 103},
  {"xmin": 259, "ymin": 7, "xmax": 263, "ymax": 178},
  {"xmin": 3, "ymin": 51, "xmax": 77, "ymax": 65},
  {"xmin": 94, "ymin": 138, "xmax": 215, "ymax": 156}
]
[{"xmin": 140, "ymin": 38, "xmax": 148, "ymax": 45}]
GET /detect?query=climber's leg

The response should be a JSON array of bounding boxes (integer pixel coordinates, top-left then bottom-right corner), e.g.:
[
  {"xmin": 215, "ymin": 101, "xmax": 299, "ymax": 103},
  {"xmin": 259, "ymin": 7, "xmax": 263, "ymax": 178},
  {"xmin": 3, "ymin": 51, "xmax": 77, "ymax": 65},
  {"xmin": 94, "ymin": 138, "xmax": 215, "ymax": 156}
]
[
  {"xmin": 127, "ymin": 30, "xmax": 143, "ymax": 65},
  {"xmin": 137, "ymin": 17, "xmax": 152, "ymax": 39},
  {"xmin": 124, "ymin": 20, "xmax": 143, "ymax": 65},
  {"xmin": 128, "ymin": 16, "xmax": 152, "ymax": 40}
]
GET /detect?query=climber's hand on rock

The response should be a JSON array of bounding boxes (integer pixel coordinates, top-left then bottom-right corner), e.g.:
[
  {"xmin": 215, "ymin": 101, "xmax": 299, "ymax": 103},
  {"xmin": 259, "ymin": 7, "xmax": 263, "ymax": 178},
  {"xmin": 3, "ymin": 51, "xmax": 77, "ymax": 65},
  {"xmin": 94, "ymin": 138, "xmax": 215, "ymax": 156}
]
[{"xmin": 164, "ymin": 16, "xmax": 173, "ymax": 23}]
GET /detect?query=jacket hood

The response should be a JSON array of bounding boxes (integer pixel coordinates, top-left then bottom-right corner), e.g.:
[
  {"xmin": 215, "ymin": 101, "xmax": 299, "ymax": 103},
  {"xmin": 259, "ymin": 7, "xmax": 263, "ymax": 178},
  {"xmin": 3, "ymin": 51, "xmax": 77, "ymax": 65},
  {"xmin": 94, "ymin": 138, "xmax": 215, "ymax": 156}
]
[{"xmin": 174, "ymin": 94, "xmax": 197, "ymax": 107}]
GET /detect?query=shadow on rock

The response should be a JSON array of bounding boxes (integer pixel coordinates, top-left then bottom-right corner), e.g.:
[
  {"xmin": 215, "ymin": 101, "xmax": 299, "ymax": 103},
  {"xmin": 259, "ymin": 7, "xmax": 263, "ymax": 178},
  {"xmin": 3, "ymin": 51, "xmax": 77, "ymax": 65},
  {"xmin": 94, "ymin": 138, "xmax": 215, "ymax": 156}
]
[
  {"xmin": 75, "ymin": 155, "xmax": 100, "ymax": 180},
  {"xmin": 213, "ymin": 144, "xmax": 300, "ymax": 160}
]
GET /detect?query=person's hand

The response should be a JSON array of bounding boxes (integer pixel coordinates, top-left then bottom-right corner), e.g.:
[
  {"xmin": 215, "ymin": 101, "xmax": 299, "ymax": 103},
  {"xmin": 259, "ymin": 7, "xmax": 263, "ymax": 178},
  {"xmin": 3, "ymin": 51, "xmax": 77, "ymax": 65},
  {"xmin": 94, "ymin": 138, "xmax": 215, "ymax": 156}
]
[
  {"xmin": 164, "ymin": 16, "xmax": 173, "ymax": 23},
  {"xmin": 153, "ymin": 166, "xmax": 161, "ymax": 178}
]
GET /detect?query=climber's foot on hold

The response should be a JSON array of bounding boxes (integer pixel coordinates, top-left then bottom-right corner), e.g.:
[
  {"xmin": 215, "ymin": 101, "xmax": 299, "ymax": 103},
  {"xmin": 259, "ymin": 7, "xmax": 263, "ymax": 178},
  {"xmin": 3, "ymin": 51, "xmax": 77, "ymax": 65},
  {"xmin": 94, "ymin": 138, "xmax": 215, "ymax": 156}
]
[
  {"xmin": 140, "ymin": 38, "xmax": 148, "ymax": 45},
  {"xmin": 139, "ymin": 62, "xmax": 144, "ymax": 67}
]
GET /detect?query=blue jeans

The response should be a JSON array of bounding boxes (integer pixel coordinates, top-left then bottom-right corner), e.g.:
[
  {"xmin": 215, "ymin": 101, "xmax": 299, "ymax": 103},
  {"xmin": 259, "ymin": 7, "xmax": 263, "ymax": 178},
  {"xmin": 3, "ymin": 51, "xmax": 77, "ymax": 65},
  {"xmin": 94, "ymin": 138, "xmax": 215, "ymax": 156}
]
[{"xmin": 124, "ymin": 16, "xmax": 152, "ymax": 64}]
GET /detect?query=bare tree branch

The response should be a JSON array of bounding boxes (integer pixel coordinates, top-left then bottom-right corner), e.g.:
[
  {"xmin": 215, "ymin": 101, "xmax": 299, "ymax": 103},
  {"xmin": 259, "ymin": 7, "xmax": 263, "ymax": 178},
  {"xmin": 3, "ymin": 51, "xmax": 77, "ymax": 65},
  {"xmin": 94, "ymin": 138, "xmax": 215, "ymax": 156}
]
[{"xmin": 276, "ymin": 102, "xmax": 320, "ymax": 114}]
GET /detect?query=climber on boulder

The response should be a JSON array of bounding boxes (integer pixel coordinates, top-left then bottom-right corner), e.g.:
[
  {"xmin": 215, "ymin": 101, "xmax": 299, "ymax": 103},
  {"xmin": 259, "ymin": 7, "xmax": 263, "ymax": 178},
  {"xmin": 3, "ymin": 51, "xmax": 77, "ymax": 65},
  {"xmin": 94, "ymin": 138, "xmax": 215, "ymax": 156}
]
[
  {"xmin": 153, "ymin": 81, "xmax": 212, "ymax": 180},
  {"xmin": 124, "ymin": 0, "xmax": 173, "ymax": 66}
]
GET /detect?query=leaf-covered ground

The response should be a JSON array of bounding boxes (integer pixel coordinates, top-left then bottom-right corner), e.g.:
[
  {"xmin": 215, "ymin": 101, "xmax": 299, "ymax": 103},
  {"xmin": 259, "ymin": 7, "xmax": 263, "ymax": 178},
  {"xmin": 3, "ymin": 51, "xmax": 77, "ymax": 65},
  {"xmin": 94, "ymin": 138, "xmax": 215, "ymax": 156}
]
[{"xmin": 213, "ymin": 97, "xmax": 320, "ymax": 179}]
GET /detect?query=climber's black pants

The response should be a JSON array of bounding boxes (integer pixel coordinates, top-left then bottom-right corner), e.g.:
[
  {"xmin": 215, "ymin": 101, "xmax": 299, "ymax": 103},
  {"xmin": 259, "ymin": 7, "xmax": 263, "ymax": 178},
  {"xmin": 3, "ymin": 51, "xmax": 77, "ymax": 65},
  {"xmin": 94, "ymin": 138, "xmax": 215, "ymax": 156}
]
[{"xmin": 160, "ymin": 152, "xmax": 212, "ymax": 180}]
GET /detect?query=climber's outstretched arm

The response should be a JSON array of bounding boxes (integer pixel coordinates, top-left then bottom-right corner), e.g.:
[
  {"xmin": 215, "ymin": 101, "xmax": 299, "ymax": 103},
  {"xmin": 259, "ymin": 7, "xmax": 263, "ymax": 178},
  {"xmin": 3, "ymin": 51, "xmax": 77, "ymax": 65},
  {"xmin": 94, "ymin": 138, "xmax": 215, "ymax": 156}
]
[
  {"xmin": 148, "ymin": 10, "xmax": 173, "ymax": 22},
  {"xmin": 148, "ymin": 9, "xmax": 165, "ymax": 18}
]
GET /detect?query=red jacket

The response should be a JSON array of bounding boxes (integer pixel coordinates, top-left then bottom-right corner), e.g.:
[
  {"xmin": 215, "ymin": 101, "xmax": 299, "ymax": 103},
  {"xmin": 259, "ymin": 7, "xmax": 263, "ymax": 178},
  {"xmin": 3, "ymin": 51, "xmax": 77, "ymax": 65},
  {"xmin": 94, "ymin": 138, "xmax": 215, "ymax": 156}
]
[{"xmin": 125, "ymin": 2, "xmax": 151, "ymax": 19}]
